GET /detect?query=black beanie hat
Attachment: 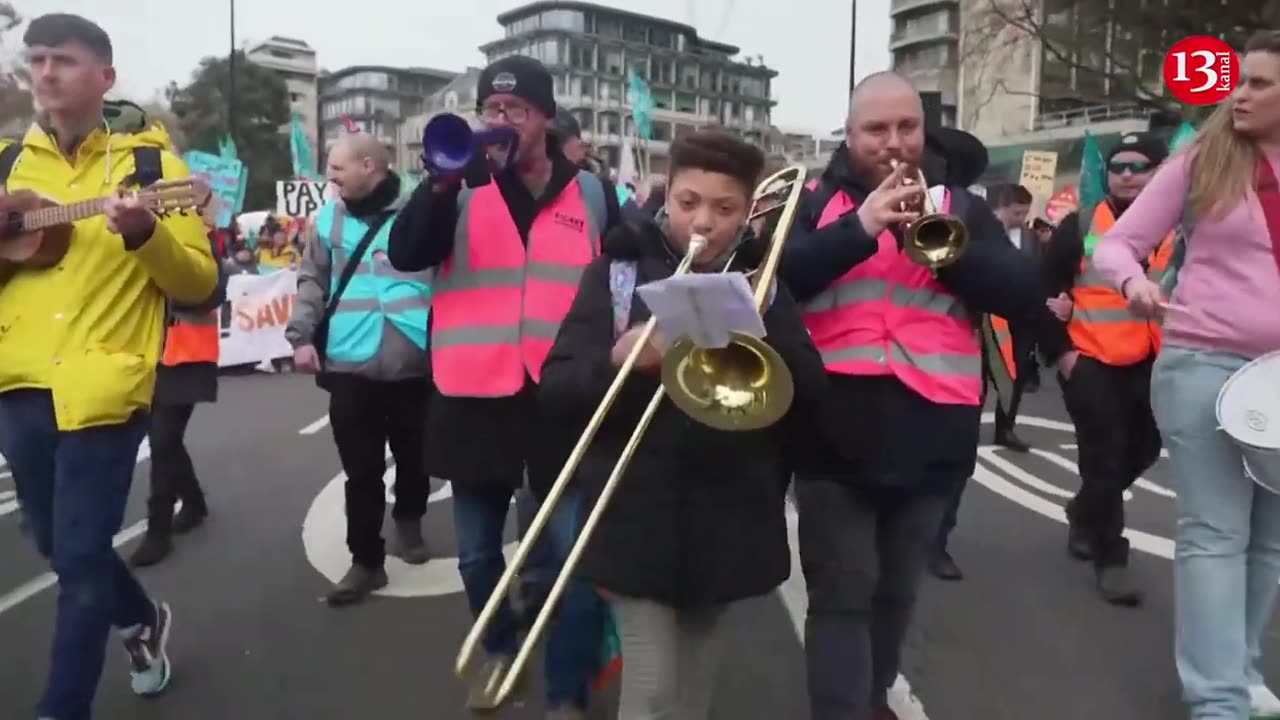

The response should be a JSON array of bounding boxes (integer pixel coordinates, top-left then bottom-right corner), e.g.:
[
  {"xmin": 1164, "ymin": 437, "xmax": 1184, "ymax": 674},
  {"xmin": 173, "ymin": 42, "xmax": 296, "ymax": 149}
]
[
  {"xmin": 476, "ymin": 55, "xmax": 556, "ymax": 120},
  {"xmin": 1106, "ymin": 131, "xmax": 1168, "ymax": 166}
]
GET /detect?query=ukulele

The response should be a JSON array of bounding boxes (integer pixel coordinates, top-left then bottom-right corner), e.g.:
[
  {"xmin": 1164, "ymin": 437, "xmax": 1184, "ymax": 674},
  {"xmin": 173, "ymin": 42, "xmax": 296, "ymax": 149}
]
[{"xmin": 0, "ymin": 179, "xmax": 210, "ymax": 273}]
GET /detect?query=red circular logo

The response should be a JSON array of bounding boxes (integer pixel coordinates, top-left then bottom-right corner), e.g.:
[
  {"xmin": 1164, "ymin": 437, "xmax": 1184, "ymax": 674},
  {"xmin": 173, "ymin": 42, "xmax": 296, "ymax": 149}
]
[{"xmin": 1163, "ymin": 36, "xmax": 1240, "ymax": 106}]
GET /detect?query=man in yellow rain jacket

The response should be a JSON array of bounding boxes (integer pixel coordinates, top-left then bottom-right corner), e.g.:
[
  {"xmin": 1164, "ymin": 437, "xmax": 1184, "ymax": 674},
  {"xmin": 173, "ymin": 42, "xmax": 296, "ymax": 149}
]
[{"xmin": 0, "ymin": 15, "xmax": 216, "ymax": 719}]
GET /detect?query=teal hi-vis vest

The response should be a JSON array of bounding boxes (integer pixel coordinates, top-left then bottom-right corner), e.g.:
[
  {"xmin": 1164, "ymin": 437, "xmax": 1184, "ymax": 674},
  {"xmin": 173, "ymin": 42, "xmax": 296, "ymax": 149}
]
[{"xmin": 317, "ymin": 201, "xmax": 433, "ymax": 364}]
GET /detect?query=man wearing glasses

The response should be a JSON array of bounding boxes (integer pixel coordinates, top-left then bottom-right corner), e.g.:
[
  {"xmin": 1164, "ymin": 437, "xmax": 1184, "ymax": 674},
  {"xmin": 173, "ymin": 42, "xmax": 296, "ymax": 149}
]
[
  {"xmin": 388, "ymin": 55, "xmax": 621, "ymax": 718},
  {"xmin": 1037, "ymin": 131, "xmax": 1170, "ymax": 607}
]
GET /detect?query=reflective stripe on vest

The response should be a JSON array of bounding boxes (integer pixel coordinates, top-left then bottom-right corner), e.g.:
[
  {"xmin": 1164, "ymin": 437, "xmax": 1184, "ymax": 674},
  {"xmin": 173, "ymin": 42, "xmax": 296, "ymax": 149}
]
[
  {"xmin": 1070, "ymin": 203, "xmax": 1170, "ymax": 365},
  {"xmin": 162, "ymin": 310, "xmax": 219, "ymax": 366},
  {"xmin": 431, "ymin": 171, "xmax": 601, "ymax": 397},
  {"xmin": 320, "ymin": 201, "xmax": 433, "ymax": 365},
  {"xmin": 990, "ymin": 315, "xmax": 1017, "ymax": 380},
  {"xmin": 800, "ymin": 182, "xmax": 982, "ymax": 405}
]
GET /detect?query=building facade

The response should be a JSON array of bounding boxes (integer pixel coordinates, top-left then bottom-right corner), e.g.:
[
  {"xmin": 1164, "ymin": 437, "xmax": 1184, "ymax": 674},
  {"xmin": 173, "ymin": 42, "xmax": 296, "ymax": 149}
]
[
  {"xmin": 476, "ymin": 1, "xmax": 778, "ymax": 179},
  {"xmin": 317, "ymin": 65, "xmax": 457, "ymax": 162},
  {"xmin": 246, "ymin": 36, "xmax": 320, "ymax": 148},
  {"xmin": 890, "ymin": 0, "xmax": 961, "ymax": 127}
]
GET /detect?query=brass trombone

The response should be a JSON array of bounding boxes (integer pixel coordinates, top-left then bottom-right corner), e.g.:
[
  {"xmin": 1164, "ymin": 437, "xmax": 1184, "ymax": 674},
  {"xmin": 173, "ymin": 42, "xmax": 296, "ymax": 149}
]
[
  {"xmin": 890, "ymin": 159, "xmax": 967, "ymax": 270},
  {"xmin": 454, "ymin": 164, "xmax": 809, "ymax": 707}
]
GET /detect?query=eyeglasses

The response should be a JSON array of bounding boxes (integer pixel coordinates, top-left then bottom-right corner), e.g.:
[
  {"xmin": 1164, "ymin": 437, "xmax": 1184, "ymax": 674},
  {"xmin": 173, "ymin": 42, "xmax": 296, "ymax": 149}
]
[
  {"xmin": 1108, "ymin": 160, "xmax": 1153, "ymax": 175},
  {"xmin": 479, "ymin": 104, "xmax": 530, "ymax": 124}
]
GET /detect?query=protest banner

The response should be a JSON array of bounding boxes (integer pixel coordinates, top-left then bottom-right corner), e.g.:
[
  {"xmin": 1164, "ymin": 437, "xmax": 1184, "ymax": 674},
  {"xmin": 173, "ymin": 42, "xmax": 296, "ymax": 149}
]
[
  {"xmin": 184, "ymin": 150, "xmax": 246, "ymax": 227},
  {"xmin": 276, "ymin": 180, "xmax": 331, "ymax": 218},
  {"xmin": 219, "ymin": 270, "xmax": 298, "ymax": 367}
]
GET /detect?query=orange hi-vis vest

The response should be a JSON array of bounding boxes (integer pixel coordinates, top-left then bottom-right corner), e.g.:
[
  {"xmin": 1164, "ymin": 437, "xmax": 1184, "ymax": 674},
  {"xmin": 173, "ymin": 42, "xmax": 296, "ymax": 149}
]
[
  {"xmin": 161, "ymin": 310, "xmax": 219, "ymax": 366},
  {"xmin": 430, "ymin": 174, "xmax": 602, "ymax": 397},
  {"xmin": 800, "ymin": 181, "xmax": 983, "ymax": 406},
  {"xmin": 1068, "ymin": 203, "xmax": 1174, "ymax": 366},
  {"xmin": 990, "ymin": 315, "xmax": 1017, "ymax": 380}
]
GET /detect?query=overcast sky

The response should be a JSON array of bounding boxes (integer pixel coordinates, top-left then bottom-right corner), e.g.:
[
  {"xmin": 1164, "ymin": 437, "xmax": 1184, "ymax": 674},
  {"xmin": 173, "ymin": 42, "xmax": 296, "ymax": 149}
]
[{"xmin": 16, "ymin": 0, "xmax": 891, "ymax": 132}]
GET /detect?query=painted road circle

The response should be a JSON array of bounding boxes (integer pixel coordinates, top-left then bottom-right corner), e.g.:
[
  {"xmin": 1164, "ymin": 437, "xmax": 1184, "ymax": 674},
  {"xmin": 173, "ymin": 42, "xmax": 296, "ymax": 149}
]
[{"xmin": 301, "ymin": 463, "xmax": 517, "ymax": 598}]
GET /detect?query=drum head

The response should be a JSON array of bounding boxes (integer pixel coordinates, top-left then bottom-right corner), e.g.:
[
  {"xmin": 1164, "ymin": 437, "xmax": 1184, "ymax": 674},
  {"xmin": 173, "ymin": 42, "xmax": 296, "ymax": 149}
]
[{"xmin": 1217, "ymin": 350, "xmax": 1280, "ymax": 451}]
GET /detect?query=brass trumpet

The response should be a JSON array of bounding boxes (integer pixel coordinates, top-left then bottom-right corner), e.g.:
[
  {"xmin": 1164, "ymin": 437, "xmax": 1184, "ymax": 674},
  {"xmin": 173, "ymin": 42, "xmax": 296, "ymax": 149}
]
[
  {"xmin": 891, "ymin": 159, "xmax": 967, "ymax": 270},
  {"xmin": 453, "ymin": 164, "xmax": 809, "ymax": 708}
]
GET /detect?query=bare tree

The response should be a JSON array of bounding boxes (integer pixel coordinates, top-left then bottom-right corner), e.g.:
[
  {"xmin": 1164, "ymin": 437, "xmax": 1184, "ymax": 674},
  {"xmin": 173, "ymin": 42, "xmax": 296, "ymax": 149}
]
[
  {"xmin": 0, "ymin": 1, "xmax": 31, "ymax": 132},
  {"xmin": 970, "ymin": 0, "xmax": 1279, "ymax": 115},
  {"xmin": 141, "ymin": 101, "xmax": 187, "ymax": 150}
]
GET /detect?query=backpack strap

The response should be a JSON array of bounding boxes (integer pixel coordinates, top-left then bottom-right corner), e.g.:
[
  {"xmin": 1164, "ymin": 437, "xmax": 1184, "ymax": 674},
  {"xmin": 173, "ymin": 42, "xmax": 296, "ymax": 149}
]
[
  {"xmin": 125, "ymin": 146, "xmax": 164, "ymax": 188},
  {"xmin": 608, "ymin": 259, "xmax": 638, "ymax": 339},
  {"xmin": 578, "ymin": 170, "xmax": 608, "ymax": 254},
  {"xmin": 0, "ymin": 143, "xmax": 23, "ymax": 190}
]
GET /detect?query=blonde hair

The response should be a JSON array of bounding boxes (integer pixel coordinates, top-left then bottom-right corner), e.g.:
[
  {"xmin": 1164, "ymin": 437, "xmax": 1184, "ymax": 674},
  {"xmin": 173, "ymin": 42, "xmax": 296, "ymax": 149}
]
[{"xmin": 1186, "ymin": 30, "xmax": 1280, "ymax": 219}]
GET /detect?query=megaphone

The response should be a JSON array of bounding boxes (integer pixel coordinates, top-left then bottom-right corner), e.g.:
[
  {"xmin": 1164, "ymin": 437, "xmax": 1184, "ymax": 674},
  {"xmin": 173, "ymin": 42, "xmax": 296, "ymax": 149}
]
[{"xmin": 421, "ymin": 114, "xmax": 520, "ymax": 176}]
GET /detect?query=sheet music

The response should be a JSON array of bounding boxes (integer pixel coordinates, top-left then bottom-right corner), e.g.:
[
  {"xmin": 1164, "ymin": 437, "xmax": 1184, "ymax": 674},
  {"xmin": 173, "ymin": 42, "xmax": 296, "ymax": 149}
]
[{"xmin": 635, "ymin": 272, "xmax": 765, "ymax": 349}]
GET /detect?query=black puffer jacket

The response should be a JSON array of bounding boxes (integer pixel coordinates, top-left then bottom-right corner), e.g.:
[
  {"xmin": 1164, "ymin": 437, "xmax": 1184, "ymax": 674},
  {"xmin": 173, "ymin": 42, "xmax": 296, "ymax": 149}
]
[{"xmin": 539, "ymin": 219, "xmax": 828, "ymax": 608}]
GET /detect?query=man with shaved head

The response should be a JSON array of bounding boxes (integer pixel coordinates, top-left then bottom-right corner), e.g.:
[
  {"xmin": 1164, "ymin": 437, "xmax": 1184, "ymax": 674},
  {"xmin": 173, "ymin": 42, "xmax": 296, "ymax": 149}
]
[
  {"xmin": 286, "ymin": 133, "xmax": 436, "ymax": 606},
  {"xmin": 780, "ymin": 70, "xmax": 1044, "ymax": 720}
]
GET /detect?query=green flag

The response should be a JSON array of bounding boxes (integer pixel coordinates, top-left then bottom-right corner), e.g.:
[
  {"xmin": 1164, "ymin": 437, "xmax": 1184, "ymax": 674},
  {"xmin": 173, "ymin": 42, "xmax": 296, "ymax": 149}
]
[
  {"xmin": 626, "ymin": 71, "xmax": 655, "ymax": 141},
  {"xmin": 1080, "ymin": 131, "xmax": 1106, "ymax": 211},
  {"xmin": 1169, "ymin": 121, "xmax": 1197, "ymax": 154},
  {"xmin": 218, "ymin": 134, "xmax": 237, "ymax": 160},
  {"xmin": 290, "ymin": 112, "xmax": 323, "ymax": 181}
]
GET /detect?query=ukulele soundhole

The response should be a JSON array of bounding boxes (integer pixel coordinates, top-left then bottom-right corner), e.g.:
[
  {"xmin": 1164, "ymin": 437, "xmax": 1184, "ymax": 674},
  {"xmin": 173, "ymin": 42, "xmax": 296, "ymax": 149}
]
[{"xmin": 0, "ymin": 210, "xmax": 23, "ymax": 240}]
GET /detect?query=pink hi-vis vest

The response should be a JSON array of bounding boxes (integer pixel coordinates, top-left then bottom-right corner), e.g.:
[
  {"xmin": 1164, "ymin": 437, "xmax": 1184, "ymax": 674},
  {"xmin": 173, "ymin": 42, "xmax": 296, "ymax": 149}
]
[
  {"xmin": 800, "ymin": 180, "xmax": 982, "ymax": 405},
  {"xmin": 431, "ymin": 174, "xmax": 601, "ymax": 397}
]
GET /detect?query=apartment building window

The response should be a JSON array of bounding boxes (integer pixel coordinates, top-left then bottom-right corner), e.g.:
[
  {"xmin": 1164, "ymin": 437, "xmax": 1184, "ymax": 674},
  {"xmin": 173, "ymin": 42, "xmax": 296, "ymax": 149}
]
[
  {"xmin": 599, "ymin": 79, "xmax": 622, "ymax": 102},
  {"xmin": 744, "ymin": 105, "xmax": 755, "ymax": 125},
  {"xmin": 624, "ymin": 23, "xmax": 648, "ymax": 43},
  {"xmin": 675, "ymin": 92, "xmax": 697, "ymax": 114},
  {"xmin": 727, "ymin": 76, "xmax": 741, "ymax": 95},
  {"xmin": 651, "ymin": 28, "xmax": 674, "ymax": 49},
  {"xmin": 626, "ymin": 52, "xmax": 650, "ymax": 79},
  {"xmin": 572, "ymin": 109, "xmax": 593, "ymax": 133},
  {"xmin": 531, "ymin": 39, "xmax": 560, "ymax": 66},
  {"xmin": 336, "ymin": 72, "xmax": 390, "ymax": 91},
  {"xmin": 541, "ymin": 9, "xmax": 584, "ymax": 31},
  {"xmin": 724, "ymin": 101, "xmax": 740, "ymax": 121},
  {"xmin": 507, "ymin": 15, "xmax": 540, "ymax": 36},
  {"xmin": 597, "ymin": 16, "xmax": 622, "ymax": 38},
  {"xmin": 896, "ymin": 44, "xmax": 953, "ymax": 73},
  {"xmin": 651, "ymin": 121, "xmax": 672, "ymax": 141},
  {"xmin": 567, "ymin": 41, "xmax": 593, "ymax": 70},
  {"xmin": 653, "ymin": 89, "xmax": 671, "ymax": 109},
  {"xmin": 652, "ymin": 58, "xmax": 675, "ymax": 85},
  {"xmin": 601, "ymin": 112, "xmax": 622, "ymax": 135},
  {"xmin": 740, "ymin": 76, "xmax": 766, "ymax": 99},
  {"xmin": 603, "ymin": 48, "xmax": 624, "ymax": 75},
  {"xmin": 680, "ymin": 64, "xmax": 699, "ymax": 89},
  {"xmin": 569, "ymin": 75, "xmax": 596, "ymax": 98},
  {"xmin": 700, "ymin": 69, "xmax": 718, "ymax": 92}
]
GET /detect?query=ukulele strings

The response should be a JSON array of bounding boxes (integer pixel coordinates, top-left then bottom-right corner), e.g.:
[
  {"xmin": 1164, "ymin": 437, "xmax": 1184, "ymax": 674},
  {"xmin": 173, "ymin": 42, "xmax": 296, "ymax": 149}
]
[{"xmin": 21, "ymin": 185, "xmax": 189, "ymax": 231}]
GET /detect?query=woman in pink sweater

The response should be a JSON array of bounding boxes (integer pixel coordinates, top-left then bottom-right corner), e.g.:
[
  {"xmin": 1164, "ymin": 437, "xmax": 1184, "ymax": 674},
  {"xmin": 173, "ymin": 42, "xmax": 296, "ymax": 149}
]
[{"xmin": 1093, "ymin": 30, "xmax": 1280, "ymax": 720}]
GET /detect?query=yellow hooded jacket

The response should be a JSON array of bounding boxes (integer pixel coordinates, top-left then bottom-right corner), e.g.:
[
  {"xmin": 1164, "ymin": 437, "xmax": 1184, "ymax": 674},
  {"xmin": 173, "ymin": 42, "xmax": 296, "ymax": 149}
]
[{"xmin": 0, "ymin": 122, "xmax": 217, "ymax": 430}]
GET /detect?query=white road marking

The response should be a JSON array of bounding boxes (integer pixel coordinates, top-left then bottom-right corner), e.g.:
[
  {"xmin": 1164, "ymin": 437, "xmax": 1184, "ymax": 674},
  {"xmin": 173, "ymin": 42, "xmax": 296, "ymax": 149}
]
[
  {"xmin": 1023, "ymin": 448, "xmax": 1136, "ymax": 501},
  {"xmin": 298, "ymin": 415, "xmax": 330, "ymax": 435}
]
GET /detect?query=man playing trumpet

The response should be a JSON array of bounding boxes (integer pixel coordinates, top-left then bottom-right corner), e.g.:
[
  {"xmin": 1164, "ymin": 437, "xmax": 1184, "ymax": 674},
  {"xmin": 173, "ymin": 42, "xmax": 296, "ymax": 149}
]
[{"xmin": 780, "ymin": 71, "xmax": 1044, "ymax": 720}]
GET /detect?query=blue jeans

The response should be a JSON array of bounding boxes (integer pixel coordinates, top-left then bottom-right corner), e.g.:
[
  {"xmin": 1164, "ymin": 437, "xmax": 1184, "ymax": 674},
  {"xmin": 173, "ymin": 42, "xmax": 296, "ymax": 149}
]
[
  {"xmin": 1153, "ymin": 347, "xmax": 1280, "ymax": 720},
  {"xmin": 453, "ymin": 484, "xmax": 603, "ymax": 709},
  {"xmin": 515, "ymin": 486, "xmax": 557, "ymax": 610},
  {"xmin": 0, "ymin": 390, "xmax": 154, "ymax": 720}
]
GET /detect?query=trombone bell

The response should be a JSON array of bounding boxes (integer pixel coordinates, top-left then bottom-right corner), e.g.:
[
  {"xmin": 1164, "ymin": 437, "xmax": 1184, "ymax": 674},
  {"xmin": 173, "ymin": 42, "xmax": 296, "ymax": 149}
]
[{"xmin": 661, "ymin": 332, "xmax": 795, "ymax": 431}]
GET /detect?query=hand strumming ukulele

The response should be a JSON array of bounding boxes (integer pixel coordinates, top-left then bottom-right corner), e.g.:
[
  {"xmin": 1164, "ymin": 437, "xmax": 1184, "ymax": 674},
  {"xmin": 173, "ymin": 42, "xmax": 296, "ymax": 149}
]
[{"xmin": 0, "ymin": 179, "xmax": 210, "ymax": 272}]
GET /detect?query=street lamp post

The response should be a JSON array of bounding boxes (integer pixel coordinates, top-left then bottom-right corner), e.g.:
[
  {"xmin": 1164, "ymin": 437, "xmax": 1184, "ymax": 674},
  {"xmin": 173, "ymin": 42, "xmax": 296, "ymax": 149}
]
[{"xmin": 228, "ymin": 0, "xmax": 236, "ymax": 143}]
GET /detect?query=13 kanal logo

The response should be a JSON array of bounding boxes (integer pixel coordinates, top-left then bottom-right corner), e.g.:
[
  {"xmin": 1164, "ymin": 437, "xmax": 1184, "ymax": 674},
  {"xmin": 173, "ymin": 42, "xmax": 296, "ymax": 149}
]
[{"xmin": 1163, "ymin": 35, "xmax": 1240, "ymax": 105}]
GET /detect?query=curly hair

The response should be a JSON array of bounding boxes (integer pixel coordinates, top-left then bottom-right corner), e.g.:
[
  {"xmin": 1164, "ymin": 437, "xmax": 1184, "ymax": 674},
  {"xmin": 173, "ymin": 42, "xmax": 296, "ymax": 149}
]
[{"xmin": 668, "ymin": 127, "xmax": 765, "ymax": 196}]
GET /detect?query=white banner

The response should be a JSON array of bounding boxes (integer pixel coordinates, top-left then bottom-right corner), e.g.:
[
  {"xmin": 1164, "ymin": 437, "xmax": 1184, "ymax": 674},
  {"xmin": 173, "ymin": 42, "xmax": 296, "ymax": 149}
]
[
  {"xmin": 275, "ymin": 180, "xmax": 334, "ymax": 218},
  {"xmin": 219, "ymin": 270, "xmax": 298, "ymax": 367}
]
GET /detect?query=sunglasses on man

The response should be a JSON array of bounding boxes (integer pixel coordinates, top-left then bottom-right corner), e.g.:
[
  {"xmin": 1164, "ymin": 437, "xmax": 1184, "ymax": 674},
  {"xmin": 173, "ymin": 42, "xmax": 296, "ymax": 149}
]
[{"xmin": 1108, "ymin": 160, "xmax": 1154, "ymax": 175}]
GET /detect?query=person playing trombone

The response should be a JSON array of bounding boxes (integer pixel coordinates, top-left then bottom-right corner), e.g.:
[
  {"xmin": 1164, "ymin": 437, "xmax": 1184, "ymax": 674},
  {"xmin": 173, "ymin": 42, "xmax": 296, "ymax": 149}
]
[
  {"xmin": 387, "ymin": 55, "xmax": 621, "ymax": 716},
  {"xmin": 539, "ymin": 128, "xmax": 828, "ymax": 719},
  {"xmin": 779, "ymin": 71, "xmax": 1044, "ymax": 720}
]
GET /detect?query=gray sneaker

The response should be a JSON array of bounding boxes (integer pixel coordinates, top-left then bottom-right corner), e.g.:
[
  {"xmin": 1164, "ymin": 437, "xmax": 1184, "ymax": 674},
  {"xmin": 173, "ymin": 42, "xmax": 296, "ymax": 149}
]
[{"xmin": 122, "ymin": 600, "xmax": 173, "ymax": 696}]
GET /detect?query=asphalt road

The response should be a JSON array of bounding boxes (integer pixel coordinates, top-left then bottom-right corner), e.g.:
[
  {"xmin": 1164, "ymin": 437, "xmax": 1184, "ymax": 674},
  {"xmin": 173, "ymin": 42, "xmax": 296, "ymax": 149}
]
[{"xmin": 0, "ymin": 372, "xmax": 1273, "ymax": 720}]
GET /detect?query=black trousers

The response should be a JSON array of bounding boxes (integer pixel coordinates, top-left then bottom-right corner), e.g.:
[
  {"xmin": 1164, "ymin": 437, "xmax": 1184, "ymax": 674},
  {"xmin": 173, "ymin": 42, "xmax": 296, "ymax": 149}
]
[
  {"xmin": 328, "ymin": 376, "xmax": 431, "ymax": 570},
  {"xmin": 1060, "ymin": 355, "xmax": 1162, "ymax": 567},
  {"xmin": 146, "ymin": 402, "xmax": 203, "ymax": 533},
  {"xmin": 796, "ymin": 474, "xmax": 951, "ymax": 720}
]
